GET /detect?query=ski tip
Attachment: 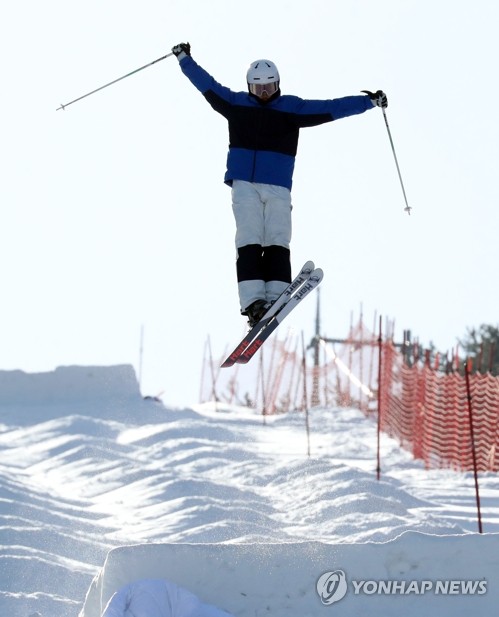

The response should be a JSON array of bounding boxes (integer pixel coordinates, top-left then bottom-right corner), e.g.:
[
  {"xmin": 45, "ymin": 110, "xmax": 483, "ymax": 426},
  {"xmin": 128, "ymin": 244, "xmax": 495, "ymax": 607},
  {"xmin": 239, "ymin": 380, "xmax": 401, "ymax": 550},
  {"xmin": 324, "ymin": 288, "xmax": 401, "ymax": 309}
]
[{"xmin": 310, "ymin": 267, "xmax": 324, "ymax": 281}]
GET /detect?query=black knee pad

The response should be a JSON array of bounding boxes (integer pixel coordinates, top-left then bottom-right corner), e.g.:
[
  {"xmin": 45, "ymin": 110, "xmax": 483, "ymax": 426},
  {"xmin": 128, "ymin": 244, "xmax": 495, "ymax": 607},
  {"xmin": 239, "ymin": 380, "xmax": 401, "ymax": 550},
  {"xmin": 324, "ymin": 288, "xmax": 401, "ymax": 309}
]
[
  {"xmin": 263, "ymin": 245, "xmax": 291, "ymax": 283},
  {"xmin": 236, "ymin": 244, "xmax": 264, "ymax": 282}
]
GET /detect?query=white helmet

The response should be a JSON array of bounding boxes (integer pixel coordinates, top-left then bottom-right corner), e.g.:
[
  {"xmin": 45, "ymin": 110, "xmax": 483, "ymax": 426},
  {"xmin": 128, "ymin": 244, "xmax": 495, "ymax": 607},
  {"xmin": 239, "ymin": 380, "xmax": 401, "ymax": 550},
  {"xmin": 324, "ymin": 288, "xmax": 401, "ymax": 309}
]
[
  {"xmin": 246, "ymin": 59, "xmax": 280, "ymax": 99},
  {"xmin": 247, "ymin": 59, "xmax": 280, "ymax": 84}
]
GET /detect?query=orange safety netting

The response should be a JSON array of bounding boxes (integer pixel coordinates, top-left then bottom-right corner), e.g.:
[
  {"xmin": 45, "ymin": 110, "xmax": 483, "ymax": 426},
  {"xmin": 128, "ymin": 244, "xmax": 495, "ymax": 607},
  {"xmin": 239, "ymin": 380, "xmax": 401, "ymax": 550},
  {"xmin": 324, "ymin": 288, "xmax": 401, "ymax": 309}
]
[
  {"xmin": 202, "ymin": 320, "xmax": 499, "ymax": 472},
  {"xmin": 380, "ymin": 341, "xmax": 499, "ymax": 472}
]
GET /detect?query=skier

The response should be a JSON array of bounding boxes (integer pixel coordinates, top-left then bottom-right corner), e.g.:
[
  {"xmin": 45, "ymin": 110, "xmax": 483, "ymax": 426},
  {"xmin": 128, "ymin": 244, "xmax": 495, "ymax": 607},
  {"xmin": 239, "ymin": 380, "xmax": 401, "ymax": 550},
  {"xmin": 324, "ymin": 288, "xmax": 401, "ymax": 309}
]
[
  {"xmin": 172, "ymin": 43, "xmax": 387, "ymax": 327},
  {"xmin": 101, "ymin": 578, "xmax": 234, "ymax": 617}
]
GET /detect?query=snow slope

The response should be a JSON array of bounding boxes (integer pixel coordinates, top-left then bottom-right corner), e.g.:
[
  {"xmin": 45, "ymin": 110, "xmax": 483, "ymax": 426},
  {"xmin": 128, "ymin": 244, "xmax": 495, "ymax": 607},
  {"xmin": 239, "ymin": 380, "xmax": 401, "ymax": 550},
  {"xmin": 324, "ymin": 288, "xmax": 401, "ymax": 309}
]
[{"xmin": 1, "ymin": 366, "xmax": 498, "ymax": 616}]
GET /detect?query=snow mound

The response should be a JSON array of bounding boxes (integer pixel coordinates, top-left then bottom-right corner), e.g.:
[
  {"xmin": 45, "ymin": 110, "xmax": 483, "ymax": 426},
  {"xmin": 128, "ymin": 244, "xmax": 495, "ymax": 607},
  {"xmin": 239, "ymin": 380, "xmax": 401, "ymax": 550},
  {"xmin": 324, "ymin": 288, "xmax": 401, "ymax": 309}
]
[{"xmin": 0, "ymin": 365, "xmax": 143, "ymax": 424}]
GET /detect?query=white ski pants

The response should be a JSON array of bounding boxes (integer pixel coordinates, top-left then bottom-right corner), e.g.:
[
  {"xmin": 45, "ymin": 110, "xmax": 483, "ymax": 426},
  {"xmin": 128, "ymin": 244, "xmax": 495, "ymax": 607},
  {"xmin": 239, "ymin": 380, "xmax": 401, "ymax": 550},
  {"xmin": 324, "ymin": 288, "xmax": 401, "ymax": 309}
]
[
  {"xmin": 231, "ymin": 180, "xmax": 293, "ymax": 312},
  {"xmin": 231, "ymin": 180, "xmax": 292, "ymax": 249}
]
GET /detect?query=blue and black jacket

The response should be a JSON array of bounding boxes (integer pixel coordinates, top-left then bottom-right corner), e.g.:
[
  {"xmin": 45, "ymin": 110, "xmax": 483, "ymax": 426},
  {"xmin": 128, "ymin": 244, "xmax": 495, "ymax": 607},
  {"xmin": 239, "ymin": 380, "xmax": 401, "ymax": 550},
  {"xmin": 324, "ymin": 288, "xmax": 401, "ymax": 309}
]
[{"xmin": 178, "ymin": 55, "xmax": 375, "ymax": 190}]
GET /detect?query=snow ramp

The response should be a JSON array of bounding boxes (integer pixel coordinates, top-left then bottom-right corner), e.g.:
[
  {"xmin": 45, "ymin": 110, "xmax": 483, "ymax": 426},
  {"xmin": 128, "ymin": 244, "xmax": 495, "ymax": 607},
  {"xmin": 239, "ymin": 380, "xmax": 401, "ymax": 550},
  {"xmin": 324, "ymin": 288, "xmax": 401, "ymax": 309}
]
[
  {"xmin": 79, "ymin": 533, "xmax": 499, "ymax": 617},
  {"xmin": 0, "ymin": 365, "xmax": 144, "ymax": 424}
]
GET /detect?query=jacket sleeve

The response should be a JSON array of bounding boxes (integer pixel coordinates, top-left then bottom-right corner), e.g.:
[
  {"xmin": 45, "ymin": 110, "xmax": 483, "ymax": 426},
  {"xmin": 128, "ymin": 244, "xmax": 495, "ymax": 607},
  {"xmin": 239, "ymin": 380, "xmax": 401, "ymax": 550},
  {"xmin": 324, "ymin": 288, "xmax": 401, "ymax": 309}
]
[
  {"xmin": 289, "ymin": 94, "xmax": 374, "ymax": 127},
  {"xmin": 177, "ymin": 55, "xmax": 238, "ymax": 116}
]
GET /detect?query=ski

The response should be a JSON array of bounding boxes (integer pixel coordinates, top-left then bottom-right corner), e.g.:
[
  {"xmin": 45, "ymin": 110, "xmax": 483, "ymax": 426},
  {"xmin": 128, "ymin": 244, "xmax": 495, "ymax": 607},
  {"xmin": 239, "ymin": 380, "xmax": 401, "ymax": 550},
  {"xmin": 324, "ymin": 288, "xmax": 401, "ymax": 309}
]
[
  {"xmin": 220, "ymin": 261, "xmax": 315, "ymax": 368},
  {"xmin": 235, "ymin": 267, "xmax": 323, "ymax": 365}
]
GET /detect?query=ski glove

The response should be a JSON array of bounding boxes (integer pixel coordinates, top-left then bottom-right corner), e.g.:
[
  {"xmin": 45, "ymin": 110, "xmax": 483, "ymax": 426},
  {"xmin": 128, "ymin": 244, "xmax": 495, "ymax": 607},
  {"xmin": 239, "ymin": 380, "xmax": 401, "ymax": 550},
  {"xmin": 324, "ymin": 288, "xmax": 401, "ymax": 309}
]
[
  {"xmin": 172, "ymin": 43, "xmax": 191, "ymax": 61},
  {"xmin": 362, "ymin": 90, "xmax": 388, "ymax": 108}
]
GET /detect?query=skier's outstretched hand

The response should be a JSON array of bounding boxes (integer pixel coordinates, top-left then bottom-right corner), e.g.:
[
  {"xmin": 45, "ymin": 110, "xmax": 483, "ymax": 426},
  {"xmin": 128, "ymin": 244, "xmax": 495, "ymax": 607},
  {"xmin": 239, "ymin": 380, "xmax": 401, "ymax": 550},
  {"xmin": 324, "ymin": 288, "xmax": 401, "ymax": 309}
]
[
  {"xmin": 172, "ymin": 43, "xmax": 191, "ymax": 59},
  {"xmin": 362, "ymin": 90, "xmax": 388, "ymax": 108}
]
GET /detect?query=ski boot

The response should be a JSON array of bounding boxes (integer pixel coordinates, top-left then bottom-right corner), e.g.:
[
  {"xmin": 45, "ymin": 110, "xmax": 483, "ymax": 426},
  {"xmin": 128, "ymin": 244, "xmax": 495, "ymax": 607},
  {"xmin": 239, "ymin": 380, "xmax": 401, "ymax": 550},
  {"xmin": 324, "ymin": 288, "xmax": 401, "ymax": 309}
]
[{"xmin": 245, "ymin": 299, "xmax": 270, "ymax": 328}]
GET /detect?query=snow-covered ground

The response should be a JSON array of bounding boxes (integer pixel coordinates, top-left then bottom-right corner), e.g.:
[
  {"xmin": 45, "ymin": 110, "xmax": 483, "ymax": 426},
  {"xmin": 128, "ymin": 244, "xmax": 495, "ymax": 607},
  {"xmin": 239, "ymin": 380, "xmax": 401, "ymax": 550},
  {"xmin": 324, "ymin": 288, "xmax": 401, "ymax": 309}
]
[{"xmin": 1, "ymin": 366, "xmax": 498, "ymax": 616}]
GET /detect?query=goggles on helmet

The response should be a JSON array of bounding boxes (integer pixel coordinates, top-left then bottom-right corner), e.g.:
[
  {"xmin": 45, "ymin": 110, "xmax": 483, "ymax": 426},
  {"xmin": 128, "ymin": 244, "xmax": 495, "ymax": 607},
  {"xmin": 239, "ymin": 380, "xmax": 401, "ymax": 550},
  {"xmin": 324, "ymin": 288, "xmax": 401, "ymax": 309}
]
[{"xmin": 248, "ymin": 81, "xmax": 279, "ymax": 98}]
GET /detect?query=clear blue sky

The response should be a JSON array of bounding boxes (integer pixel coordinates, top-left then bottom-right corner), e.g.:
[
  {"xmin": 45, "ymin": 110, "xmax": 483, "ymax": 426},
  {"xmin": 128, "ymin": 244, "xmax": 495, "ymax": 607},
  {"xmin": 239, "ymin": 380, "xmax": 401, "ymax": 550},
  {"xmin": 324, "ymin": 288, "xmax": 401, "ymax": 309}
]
[{"xmin": 1, "ymin": 0, "xmax": 498, "ymax": 405}]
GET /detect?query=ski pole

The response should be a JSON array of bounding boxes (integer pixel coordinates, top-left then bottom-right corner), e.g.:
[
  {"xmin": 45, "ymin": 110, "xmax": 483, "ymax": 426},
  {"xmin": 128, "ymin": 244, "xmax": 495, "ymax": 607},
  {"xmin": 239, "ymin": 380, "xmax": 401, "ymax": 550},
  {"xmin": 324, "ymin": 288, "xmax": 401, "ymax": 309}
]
[
  {"xmin": 56, "ymin": 51, "xmax": 174, "ymax": 111},
  {"xmin": 382, "ymin": 108, "xmax": 412, "ymax": 216}
]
